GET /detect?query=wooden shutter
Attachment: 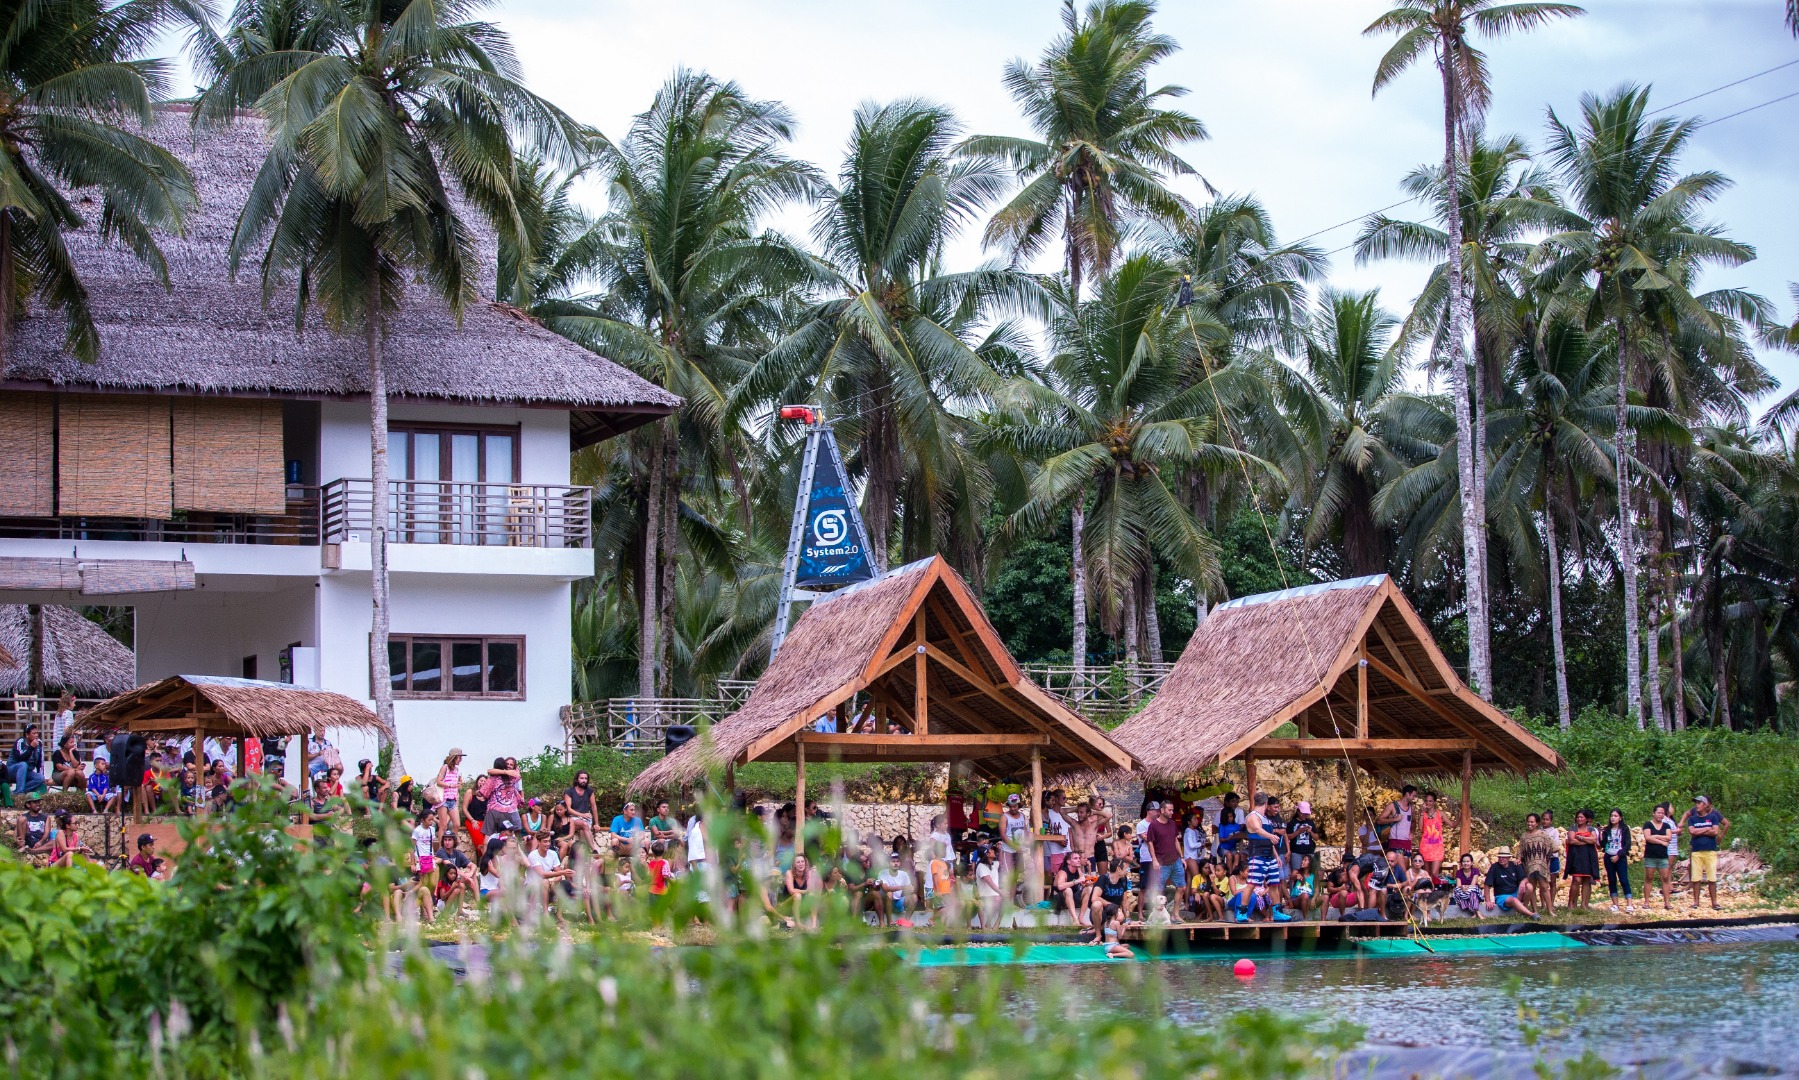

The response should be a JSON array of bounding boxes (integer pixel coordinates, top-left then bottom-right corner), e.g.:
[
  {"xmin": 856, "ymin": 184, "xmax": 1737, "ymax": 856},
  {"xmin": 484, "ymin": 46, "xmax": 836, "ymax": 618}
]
[
  {"xmin": 57, "ymin": 395, "xmax": 172, "ymax": 519},
  {"xmin": 0, "ymin": 394, "xmax": 55, "ymax": 516},
  {"xmin": 172, "ymin": 398, "xmax": 286, "ymax": 514}
]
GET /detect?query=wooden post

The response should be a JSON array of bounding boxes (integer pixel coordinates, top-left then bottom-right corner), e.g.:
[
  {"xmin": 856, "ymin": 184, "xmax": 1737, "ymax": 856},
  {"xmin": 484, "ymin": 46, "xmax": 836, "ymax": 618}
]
[
  {"xmin": 794, "ymin": 738, "xmax": 806, "ymax": 814},
  {"xmin": 725, "ymin": 759, "xmax": 736, "ymax": 795},
  {"xmin": 835, "ymin": 700, "xmax": 847, "ymax": 732},
  {"xmin": 1028, "ymin": 745, "xmax": 1044, "ymax": 903},
  {"xmin": 193, "ymin": 723, "xmax": 205, "ymax": 815},
  {"xmin": 1344, "ymin": 763, "xmax": 1358, "ymax": 856},
  {"xmin": 1356, "ymin": 655, "xmax": 1369, "ymax": 739},
  {"xmin": 299, "ymin": 731, "xmax": 311, "ymax": 786},
  {"xmin": 914, "ymin": 654, "xmax": 928, "ymax": 736},
  {"xmin": 1244, "ymin": 755, "xmax": 1257, "ymax": 805},
  {"xmin": 1459, "ymin": 748, "xmax": 1474, "ymax": 857}
]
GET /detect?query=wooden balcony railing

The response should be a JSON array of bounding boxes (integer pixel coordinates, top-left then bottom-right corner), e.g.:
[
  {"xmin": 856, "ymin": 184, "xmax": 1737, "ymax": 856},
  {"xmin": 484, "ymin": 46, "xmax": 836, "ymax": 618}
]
[
  {"xmin": 0, "ymin": 488, "xmax": 321, "ymax": 545},
  {"xmin": 320, "ymin": 479, "xmax": 592, "ymax": 549}
]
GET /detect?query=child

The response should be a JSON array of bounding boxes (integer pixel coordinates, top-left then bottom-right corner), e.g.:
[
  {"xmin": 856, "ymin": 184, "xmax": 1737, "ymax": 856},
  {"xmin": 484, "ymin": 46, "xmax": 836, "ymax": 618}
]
[
  {"xmin": 86, "ymin": 758, "xmax": 119, "ymax": 814},
  {"xmin": 1452, "ymin": 852, "xmax": 1483, "ymax": 916},
  {"xmin": 645, "ymin": 840, "xmax": 671, "ymax": 896},
  {"xmin": 1288, "ymin": 854, "xmax": 1317, "ymax": 918},
  {"xmin": 1192, "ymin": 859, "xmax": 1227, "ymax": 922}
]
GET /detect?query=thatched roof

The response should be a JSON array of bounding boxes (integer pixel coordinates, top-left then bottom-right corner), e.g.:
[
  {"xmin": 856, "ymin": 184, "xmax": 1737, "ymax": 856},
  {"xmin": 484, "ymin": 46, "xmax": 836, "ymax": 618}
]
[
  {"xmin": 73, "ymin": 674, "xmax": 387, "ymax": 739},
  {"xmin": 0, "ymin": 605, "xmax": 135, "ymax": 695},
  {"xmin": 0, "ymin": 107, "xmax": 678, "ymax": 449},
  {"xmin": 631, "ymin": 556, "xmax": 1132, "ymax": 792},
  {"xmin": 1112, "ymin": 575, "xmax": 1560, "ymax": 778}
]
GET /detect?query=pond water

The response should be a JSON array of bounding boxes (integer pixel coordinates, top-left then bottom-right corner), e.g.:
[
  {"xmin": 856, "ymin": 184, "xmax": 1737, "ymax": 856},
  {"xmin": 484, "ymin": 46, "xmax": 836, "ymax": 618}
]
[{"xmin": 999, "ymin": 937, "xmax": 1799, "ymax": 1078}]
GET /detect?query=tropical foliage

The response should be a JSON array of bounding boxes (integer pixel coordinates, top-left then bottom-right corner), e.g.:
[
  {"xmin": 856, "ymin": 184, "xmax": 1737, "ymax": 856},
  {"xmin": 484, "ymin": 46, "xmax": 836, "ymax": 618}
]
[{"xmin": 35, "ymin": 0, "xmax": 1799, "ymax": 738}]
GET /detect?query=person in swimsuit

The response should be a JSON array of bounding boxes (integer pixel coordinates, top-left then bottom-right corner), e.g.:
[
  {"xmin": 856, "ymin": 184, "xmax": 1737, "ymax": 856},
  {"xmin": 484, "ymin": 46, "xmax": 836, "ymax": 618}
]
[{"xmin": 1417, "ymin": 790, "xmax": 1449, "ymax": 880}]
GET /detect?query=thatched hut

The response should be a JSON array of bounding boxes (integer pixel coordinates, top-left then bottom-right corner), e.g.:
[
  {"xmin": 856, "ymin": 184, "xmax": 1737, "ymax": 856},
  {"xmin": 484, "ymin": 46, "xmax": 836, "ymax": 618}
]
[
  {"xmin": 1113, "ymin": 575, "xmax": 1560, "ymax": 856},
  {"xmin": 73, "ymin": 674, "xmax": 388, "ymax": 787},
  {"xmin": 632, "ymin": 557, "xmax": 1131, "ymax": 829},
  {"xmin": 0, "ymin": 106, "xmax": 679, "ymax": 446},
  {"xmin": 0, "ymin": 605, "xmax": 135, "ymax": 696}
]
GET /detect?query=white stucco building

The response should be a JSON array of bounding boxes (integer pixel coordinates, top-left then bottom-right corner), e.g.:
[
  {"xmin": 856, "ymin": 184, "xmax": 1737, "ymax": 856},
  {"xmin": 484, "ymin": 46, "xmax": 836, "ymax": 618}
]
[{"xmin": 0, "ymin": 110, "xmax": 677, "ymax": 773}]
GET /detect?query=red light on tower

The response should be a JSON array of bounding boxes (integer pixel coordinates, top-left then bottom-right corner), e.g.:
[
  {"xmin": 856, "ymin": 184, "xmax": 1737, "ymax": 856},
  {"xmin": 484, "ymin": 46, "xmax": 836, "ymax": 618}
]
[{"xmin": 779, "ymin": 405, "xmax": 816, "ymax": 424}]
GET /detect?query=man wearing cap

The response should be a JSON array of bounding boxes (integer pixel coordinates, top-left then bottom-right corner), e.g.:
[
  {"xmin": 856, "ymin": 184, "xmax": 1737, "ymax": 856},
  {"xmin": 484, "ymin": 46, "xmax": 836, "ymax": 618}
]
[
  {"xmin": 127, "ymin": 833, "xmax": 164, "ymax": 879},
  {"xmin": 1287, "ymin": 800, "xmax": 1318, "ymax": 873},
  {"xmin": 1679, "ymin": 795, "xmax": 1730, "ymax": 910},
  {"xmin": 1482, "ymin": 847, "xmax": 1534, "ymax": 917}
]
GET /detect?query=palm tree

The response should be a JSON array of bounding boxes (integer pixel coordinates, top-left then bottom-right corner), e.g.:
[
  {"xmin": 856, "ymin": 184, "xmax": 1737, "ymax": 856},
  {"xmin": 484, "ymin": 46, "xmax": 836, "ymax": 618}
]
[
  {"xmin": 1533, "ymin": 85, "xmax": 1755, "ymax": 727},
  {"xmin": 1154, "ymin": 194, "xmax": 1325, "ymax": 354},
  {"xmin": 742, "ymin": 100, "xmax": 1040, "ymax": 572},
  {"xmin": 963, "ymin": 0, "xmax": 1203, "ymax": 668},
  {"xmin": 963, "ymin": 0, "xmax": 1205, "ymax": 299},
  {"xmin": 520, "ymin": 71, "xmax": 816, "ymax": 697},
  {"xmin": 987, "ymin": 256, "xmax": 1253, "ymax": 670},
  {"xmin": 203, "ymin": 0, "xmax": 585, "ymax": 769},
  {"xmin": 0, "ymin": 0, "xmax": 199, "ymax": 361},
  {"xmin": 1365, "ymin": 0, "xmax": 1584, "ymax": 700},
  {"xmin": 1484, "ymin": 323, "xmax": 1626, "ymax": 727},
  {"xmin": 1274, "ymin": 290, "xmax": 1411, "ymax": 577}
]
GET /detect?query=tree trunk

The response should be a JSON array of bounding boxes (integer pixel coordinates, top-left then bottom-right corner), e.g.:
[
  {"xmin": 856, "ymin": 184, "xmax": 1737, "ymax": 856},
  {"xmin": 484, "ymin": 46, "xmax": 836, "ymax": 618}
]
[
  {"xmin": 861, "ymin": 387, "xmax": 898, "ymax": 574},
  {"xmin": 1438, "ymin": 55, "xmax": 1491, "ymax": 701},
  {"xmin": 1070, "ymin": 499, "xmax": 1087, "ymax": 681},
  {"xmin": 0, "ymin": 211, "xmax": 12, "ymax": 366},
  {"xmin": 1668, "ymin": 564, "xmax": 1687, "ymax": 730},
  {"xmin": 26, "ymin": 603, "xmax": 43, "ymax": 697},
  {"xmin": 1644, "ymin": 532, "xmax": 1666, "ymax": 731},
  {"xmin": 1614, "ymin": 331, "xmax": 1643, "ymax": 726},
  {"xmin": 656, "ymin": 423, "xmax": 678, "ymax": 698},
  {"xmin": 1545, "ymin": 507, "xmax": 1573, "ymax": 730},
  {"xmin": 367, "ymin": 279, "xmax": 402, "ymax": 782},
  {"xmin": 1121, "ymin": 575, "xmax": 1140, "ymax": 698},
  {"xmin": 1142, "ymin": 567, "xmax": 1163, "ymax": 666},
  {"xmin": 638, "ymin": 430, "xmax": 661, "ymax": 699},
  {"xmin": 1707, "ymin": 565, "xmax": 1731, "ymax": 730}
]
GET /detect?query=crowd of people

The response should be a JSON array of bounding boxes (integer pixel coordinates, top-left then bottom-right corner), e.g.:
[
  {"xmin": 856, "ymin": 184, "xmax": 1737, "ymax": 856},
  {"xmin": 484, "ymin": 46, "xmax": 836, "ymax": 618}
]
[{"xmin": 7, "ymin": 724, "xmax": 1740, "ymax": 928}]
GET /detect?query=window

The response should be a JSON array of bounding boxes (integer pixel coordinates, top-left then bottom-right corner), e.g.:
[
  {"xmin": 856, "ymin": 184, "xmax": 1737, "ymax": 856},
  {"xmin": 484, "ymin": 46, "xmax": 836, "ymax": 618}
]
[
  {"xmin": 384, "ymin": 635, "xmax": 524, "ymax": 700},
  {"xmin": 388, "ymin": 423, "xmax": 521, "ymax": 544}
]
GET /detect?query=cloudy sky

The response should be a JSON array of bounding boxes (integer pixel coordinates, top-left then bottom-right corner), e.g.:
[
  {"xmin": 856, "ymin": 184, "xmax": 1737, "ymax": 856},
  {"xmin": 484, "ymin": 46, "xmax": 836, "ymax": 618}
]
[{"xmin": 166, "ymin": 0, "xmax": 1799, "ymax": 410}]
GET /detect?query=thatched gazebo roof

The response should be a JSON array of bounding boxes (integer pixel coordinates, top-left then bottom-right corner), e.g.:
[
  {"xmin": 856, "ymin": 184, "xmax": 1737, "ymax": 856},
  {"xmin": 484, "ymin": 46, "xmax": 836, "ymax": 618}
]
[
  {"xmin": 0, "ymin": 605, "xmax": 135, "ymax": 696},
  {"xmin": 73, "ymin": 674, "xmax": 388, "ymax": 740},
  {"xmin": 631, "ymin": 556, "xmax": 1131, "ymax": 792},
  {"xmin": 1113, "ymin": 575, "xmax": 1560, "ymax": 779},
  {"xmin": 0, "ymin": 107, "xmax": 679, "ymax": 449}
]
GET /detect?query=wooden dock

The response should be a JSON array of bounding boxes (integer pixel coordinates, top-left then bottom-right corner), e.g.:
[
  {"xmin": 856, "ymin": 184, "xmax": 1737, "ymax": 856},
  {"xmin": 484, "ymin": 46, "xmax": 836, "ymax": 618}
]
[{"xmin": 1121, "ymin": 919, "xmax": 1413, "ymax": 947}]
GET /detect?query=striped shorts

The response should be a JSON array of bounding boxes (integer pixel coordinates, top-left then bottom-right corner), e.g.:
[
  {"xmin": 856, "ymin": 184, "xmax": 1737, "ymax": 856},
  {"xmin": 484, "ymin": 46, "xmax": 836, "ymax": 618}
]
[{"xmin": 1247, "ymin": 856, "xmax": 1283, "ymax": 886}]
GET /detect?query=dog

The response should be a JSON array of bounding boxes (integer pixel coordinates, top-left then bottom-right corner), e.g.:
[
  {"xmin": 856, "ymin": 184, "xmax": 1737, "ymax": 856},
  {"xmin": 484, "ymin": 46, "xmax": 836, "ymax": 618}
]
[
  {"xmin": 1146, "ymin": 893, "xmax": 1174, "ymax": 925},
  {"xmin": 1409, "ymin": 885, "xmax": 1455, "ymax": 925}
]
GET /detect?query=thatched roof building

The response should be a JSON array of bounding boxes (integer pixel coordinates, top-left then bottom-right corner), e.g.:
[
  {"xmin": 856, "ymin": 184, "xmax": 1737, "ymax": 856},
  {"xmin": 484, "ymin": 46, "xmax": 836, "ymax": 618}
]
[
  {"xmin": 73, "ymin": 674, "xmax": 387, "ymax": 740},
  {"xmin": 0, "ymin": 605, "xmax": 135, "ymax": 696},
  {"xmin": 1113, "ymin": 575, "xmax": 1560, "ymax": 779},
  {"xmin": 632, "ymin": 556, "xmax": 1131, "ymax": 793},
  {"xmin": 0, "ymin": 107, "xmax": 678, "ymax": 449}
]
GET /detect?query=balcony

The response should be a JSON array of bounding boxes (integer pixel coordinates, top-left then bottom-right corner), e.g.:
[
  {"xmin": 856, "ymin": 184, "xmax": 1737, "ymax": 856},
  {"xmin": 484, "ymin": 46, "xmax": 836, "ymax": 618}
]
[
  {"xmin": 321, "ymin": 479, "xmax": 592, "ymax": 550},
  {"xmin": 0, "ymin": 488, "xmax": 321, "ymax": 545}
]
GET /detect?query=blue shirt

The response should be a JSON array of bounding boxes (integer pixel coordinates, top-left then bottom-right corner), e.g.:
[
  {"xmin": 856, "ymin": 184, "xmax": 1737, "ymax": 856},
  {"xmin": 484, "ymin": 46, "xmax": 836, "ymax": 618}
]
[
  {"xmin": 1687, "ymin": 810, "xmax": 1722, "ymax": 852},
  {"xmin": 610, "ymin": 815, "xmax": 643, "ymax": 838},
  {"xmin": 87, "ymin": 773, "xmax": 111, "ymax": 798}
]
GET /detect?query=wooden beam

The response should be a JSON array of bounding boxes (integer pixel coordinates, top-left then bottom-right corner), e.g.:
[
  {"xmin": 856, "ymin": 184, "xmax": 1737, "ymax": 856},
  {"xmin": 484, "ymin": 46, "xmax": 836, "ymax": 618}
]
[
  {"xmin": 1344, "ymin": 764, "xmax": 1357, "ymax": 855},
  {"xmin": 1245, "ymin": 738, "xmax": 1480, "ymax": 759},
  {"xmin": 914, "ymin": 608, "xmax": 929, "ymax": 735},
  {"xmin": 918, "ymin": 643, "xmax": 1109, "ymax": 772},
  {"xmin": 795, "ymin": 738, "xmax": 806, "ymax": 812},
  {"xmin": 1356, "ymin": 653, "xmax": 1369, "ymax": 739},
  {"xmin": 1362, "ymin": 653, "xmax": 1534, "ymax": 774},
  {"xmin": 1245, "ymin": 755, "xmax": 1257, "ymax": 804},
  {"xmin": 1460, "ymin": 748, "xmax": 1474, "ymax": 858},
  {"xmin": 1372, "ymin": 619, "xmax": 1423, "ymax": 687},
  {"xmin": 868, "ymin": 644, "xmax": 917, "ymax": 681},
  {"xmin": 1029, "ymin": 745, "xmax": 1044, "ymax": 903},
  {"xmin": 796, "ymin": 733, "xmax": 1051, "ymax": 750}
]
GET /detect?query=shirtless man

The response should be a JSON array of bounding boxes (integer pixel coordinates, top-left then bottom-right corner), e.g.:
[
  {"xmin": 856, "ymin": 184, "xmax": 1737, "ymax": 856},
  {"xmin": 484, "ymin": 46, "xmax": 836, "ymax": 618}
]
[{"xmin": 1069, "ymin": 797, "xmax": 1108, "ymax": 862}]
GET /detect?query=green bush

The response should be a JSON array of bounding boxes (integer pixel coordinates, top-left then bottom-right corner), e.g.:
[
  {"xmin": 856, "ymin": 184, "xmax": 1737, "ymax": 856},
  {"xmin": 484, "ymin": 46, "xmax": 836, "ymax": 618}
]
[
  {"xmin": 0, "ymin": 790, "xmax": 1358, "ymax": 1079},
  {"xmin": 1472, "ymin": 710, "xmax": 1799, "ymax": 874}
]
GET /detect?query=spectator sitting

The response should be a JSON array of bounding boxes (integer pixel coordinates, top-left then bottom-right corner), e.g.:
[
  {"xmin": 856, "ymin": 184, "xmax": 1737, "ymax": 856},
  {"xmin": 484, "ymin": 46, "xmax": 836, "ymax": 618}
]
[
  {"xmin": 86, "ymin": 758, "xmax": 119, "ymax": 814},
  {"xmin": 51, "ymin": 734, "xmax": 85, "ymax": 791}
]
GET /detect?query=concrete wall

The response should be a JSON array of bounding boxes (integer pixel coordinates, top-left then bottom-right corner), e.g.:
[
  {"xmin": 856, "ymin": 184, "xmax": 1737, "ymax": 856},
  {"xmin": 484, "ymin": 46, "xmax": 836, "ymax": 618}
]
[
  {"xmin": 319, "ymin": 570, "xmax": 572, "ymax": 777},
  {"xmin": 134, "ymin": 583, "xmax": 317, "ymax": 684},
  {"xmin": 318, "ymin": 401, "xmax": 570, "ymax": 486}
]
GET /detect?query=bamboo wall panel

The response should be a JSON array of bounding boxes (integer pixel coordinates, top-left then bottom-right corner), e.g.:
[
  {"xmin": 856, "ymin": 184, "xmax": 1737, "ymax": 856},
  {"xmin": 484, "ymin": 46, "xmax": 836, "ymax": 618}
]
[
  {"xmin": 58, "ymin": 395, "xmax": 172, "ymax": 519},
  {"xmin": 0, "ymin": 558, "xmax": 81, "ymax": 591},
  {"xmin": 78, "ymin": 559, "xmax": 195, "ymax": 594},
  {"xmin": 0, "ymin": 395, "xmax": 55, "ymax": 516},
  {"xmin": 172, "ymin": 398, "xmax": 285, "ymax": 514}
]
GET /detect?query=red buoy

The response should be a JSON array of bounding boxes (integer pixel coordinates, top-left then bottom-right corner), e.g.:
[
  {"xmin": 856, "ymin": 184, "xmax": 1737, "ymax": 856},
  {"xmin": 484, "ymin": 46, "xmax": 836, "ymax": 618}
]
[{"xmin": 1233, "ymin": 958, "xmax": 1256, "ymax": 977}]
